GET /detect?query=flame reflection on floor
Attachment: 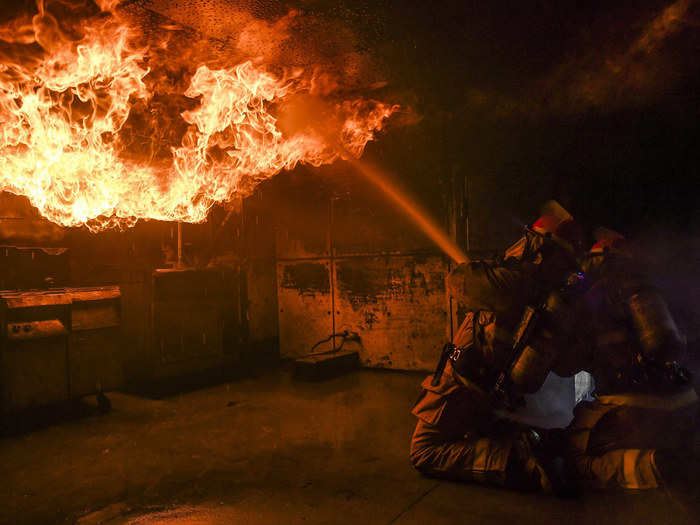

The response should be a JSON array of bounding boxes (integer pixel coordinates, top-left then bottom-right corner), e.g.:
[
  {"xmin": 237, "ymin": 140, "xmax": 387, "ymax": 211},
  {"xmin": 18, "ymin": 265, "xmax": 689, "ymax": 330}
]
[{"xmin": 118, "ymin": 505, "xmax": 241, "ymax": 525}]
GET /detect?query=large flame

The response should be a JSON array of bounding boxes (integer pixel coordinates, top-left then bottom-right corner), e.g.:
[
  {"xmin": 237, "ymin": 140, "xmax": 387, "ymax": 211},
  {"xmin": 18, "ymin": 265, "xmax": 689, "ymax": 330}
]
[{"xmin": 0, "ymin": 2, "xmax": 397, "ymax": 231}]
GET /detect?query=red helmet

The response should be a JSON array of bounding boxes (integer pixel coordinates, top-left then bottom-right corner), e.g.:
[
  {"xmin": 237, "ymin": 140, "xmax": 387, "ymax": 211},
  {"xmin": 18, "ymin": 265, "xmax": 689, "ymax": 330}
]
[
  {"xmin": 531, "ymin": 201, "xmax": 585, "ymax": 257},
  {"xmin": 588, "ymin": 227, "xmax": 631, "ymax": 257}
]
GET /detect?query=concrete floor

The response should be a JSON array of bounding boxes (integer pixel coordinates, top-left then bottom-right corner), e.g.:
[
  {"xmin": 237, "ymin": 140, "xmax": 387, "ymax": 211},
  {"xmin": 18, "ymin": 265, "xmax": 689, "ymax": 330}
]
[{"xmin": 0, "ymin": 369, "xmax": 697, "ymax": 525}]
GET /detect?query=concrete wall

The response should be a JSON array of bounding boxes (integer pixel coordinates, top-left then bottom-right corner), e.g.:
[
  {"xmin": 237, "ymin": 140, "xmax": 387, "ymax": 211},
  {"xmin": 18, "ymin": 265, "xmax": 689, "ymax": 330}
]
[{"xmin": 251, "ymin": 165, "xmax": 458, "ymax": 372}]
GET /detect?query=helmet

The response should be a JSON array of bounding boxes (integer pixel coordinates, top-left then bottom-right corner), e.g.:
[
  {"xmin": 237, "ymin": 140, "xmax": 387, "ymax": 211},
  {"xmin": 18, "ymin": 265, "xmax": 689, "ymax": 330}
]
[
  {"xmin": 581, "ymin": 227, "xmax": 633, "ymax": 278},
  {"xmin": 504, "ymin": 201, "xmax": 584, "ymax": 264},
  {"xmin": 531, "ymin": 201, "xmax": 585, "ymax": 258},
  {"xmin": 588, "ymin": 227, "xmax": 631, "ymax": 257}
]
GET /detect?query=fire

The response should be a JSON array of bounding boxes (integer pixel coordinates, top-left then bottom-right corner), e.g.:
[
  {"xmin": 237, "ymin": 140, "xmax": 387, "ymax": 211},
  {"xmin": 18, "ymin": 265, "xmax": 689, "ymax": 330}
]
[{"xmin": 0, "ymin": 2, "xmax": 397, "ymax": 232}]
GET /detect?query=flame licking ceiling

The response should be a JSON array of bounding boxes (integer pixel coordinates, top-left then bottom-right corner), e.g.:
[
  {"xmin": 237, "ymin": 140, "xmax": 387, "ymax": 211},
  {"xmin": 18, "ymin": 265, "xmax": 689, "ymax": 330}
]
[{"xmin": 0, "ymin": 0, "xmax": 397, "ymax": 232}]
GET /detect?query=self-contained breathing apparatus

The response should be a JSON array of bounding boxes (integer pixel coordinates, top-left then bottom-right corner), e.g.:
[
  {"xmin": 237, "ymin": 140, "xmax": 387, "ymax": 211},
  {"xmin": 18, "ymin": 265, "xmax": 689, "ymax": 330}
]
[
  {"xmin": 434, "ymin": 225, "xmax": 586, "ymax": 409},
  {"xmin": 624, "ymin": 288, "xmax": 691, "ymax": 391},
  {"xmin": 582, "ymin": 240, "xmax": 691, "ymax": 393}
]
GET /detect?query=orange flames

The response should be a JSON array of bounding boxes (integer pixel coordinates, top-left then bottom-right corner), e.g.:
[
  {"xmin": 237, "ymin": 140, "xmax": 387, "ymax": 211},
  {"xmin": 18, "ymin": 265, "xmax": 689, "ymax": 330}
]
[{"xmin": 0, "ymin": 2, "xmax": 397, "ymax": 231}]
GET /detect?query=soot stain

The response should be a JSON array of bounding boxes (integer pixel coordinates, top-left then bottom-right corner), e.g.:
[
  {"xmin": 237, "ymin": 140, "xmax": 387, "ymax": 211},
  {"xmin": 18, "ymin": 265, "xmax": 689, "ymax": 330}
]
[{"xmin": 280, "ymin": 262, "xmax": 330, "ymax": 294}]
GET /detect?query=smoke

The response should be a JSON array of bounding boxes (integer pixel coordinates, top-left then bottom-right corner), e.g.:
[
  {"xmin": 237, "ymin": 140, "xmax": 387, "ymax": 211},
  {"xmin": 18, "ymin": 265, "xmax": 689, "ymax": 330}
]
[
  {"xmin": 125, "ymin": 0, "xmax": 389, "ymax": 93},
  {"xmin": 466, "ymin": 0, "xmax": 699, "ymax": 118},
  {"xmin": 542, "ymin": 0, "xmax": 696, "ymax": 114}
]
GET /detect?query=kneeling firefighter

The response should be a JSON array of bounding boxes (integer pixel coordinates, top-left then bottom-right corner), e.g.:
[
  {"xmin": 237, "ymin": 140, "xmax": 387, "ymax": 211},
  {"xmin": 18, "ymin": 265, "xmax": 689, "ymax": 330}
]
[
  {"xmin": 409, "ymin": 202, "xmax": 585, "ymax": 493},
  {"xmin": 564, "ymin": 229, "xmax": 699, "ymax": 491}
]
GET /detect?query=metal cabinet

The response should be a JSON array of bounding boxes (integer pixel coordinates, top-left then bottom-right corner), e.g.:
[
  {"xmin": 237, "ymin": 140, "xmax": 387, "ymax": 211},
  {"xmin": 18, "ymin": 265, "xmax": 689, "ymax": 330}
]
[
  {"xmin": 68, "ymin": 287, "xmax": 122, "ymax": 399},
  {"xmin": 0, "ymin": 287, "xmax": 122, "ymax": 413},
  {"xmin": 151, "ymin": 268, "xmax": 240, "ymax": 380},
  {"xmin": 0, "ymin": 291, "xmax": 71, "ymax": 412}
]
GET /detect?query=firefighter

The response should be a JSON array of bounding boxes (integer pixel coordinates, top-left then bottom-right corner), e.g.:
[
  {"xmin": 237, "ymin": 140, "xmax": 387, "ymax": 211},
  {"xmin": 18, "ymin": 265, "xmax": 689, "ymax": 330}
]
[
  {"xmin": 409, "ymin": 202, "xmax": 584, "ymax": 492},
  {"xmin": 564, "ymin": 229, "xmax": 699, "ymax": 491}
]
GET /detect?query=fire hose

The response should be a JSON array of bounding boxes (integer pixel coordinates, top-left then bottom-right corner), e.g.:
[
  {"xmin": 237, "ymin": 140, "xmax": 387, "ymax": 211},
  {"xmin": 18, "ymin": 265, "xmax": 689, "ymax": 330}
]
[{"xmin": 307, "ymin": 330, "xmax": 361, "ymax": 357}]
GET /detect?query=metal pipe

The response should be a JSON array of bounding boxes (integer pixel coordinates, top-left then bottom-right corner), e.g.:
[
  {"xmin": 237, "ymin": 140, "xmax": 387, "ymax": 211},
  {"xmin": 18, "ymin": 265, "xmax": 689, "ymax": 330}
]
[{"xmin": 177, "ymin": 221, "xmax": 183, "ymax": 269}]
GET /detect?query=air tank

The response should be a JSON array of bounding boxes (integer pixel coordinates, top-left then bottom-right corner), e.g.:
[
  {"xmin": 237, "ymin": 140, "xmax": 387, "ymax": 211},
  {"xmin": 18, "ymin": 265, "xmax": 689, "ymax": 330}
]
[{"xmin": 626, "ymin": 288, "xmax": 685, "ymax": 363}]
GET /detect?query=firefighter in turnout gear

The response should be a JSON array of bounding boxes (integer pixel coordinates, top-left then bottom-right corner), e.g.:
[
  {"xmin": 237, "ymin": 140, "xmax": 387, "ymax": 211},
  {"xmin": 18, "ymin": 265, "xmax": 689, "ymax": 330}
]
[
  {"xmin": 410, "ymin": 202, "xmax": 585, "ymax": 492},
  {"xmin": 564, "ymin": 229, "xmax": 699, "ymax": 491}
]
